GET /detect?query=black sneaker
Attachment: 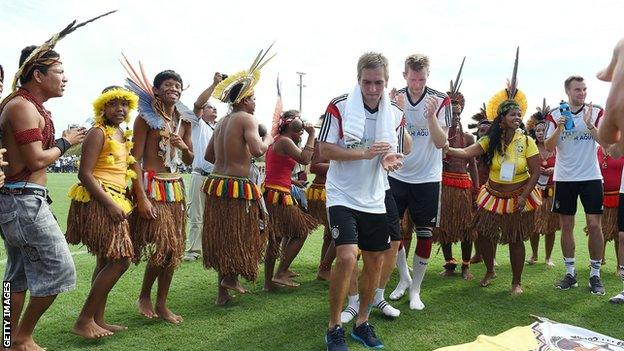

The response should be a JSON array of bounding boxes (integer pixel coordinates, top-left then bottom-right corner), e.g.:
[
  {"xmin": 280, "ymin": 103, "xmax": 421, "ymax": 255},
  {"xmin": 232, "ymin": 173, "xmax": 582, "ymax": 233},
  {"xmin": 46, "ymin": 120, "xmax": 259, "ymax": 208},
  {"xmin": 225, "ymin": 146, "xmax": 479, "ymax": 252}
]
[
  {"xmin": 589, "ymin": 275, "xmax": 605, "ymax": 296},
  {"xmin": 351, "ymin": 322, "xmax": 383, "ymax": 349},
  {"xmin": 326, "ymin": 325, "xmax": 348, "ymax": 351},
  {"xmin": 555, "ymin": 273, "xmax": 578, "ymax": 290}
]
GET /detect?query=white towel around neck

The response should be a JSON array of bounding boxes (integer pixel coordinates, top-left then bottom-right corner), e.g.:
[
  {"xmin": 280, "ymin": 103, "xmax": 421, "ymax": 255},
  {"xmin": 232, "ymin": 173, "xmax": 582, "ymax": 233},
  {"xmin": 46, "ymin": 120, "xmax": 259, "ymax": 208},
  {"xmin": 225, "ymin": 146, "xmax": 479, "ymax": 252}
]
[{"xmin": 343, "ymin": 84, "xmax": 397, "ymax": 149}]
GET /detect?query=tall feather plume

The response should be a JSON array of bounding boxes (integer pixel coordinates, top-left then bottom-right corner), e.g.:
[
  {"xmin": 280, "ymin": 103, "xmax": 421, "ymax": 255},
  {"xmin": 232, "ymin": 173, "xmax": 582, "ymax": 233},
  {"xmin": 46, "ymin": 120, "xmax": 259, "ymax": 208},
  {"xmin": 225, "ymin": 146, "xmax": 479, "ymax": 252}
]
[
  {"xmin": 449, "ymin": 56, "xmax": 465, "ymax": 96},
  {"xmin": 12, "ymin": 10, "xmax": 117, "ymax": 90},
  {"xmin": 506, "ymin": 47, "xmax": 519, "ymax": 99}
]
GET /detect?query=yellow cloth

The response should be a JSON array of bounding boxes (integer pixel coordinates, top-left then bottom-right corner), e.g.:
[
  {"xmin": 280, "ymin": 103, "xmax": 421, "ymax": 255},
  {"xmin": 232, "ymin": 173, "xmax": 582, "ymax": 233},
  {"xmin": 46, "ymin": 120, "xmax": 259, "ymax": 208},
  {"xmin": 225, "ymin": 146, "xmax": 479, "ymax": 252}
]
[
  {"xmin": 434, "ymin": 325, "xmax": 538, "ymax": 351},
  {"xmin": 92, "ymin": 125, "xmax": 129, "ymax": 188},
  {"xmin": 477, "ymin": 131, "xmax": 538, "ymax": 184}
]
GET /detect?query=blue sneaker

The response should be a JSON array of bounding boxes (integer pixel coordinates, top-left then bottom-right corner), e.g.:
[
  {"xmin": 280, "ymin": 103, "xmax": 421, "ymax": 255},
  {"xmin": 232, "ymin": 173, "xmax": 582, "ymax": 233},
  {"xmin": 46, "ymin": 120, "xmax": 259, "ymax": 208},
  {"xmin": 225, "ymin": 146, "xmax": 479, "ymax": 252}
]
[
  {"xmin": 351, "ymin": 322, "xmax": 383, "ymax": 349},
  {"xmin": 326, "ymin": 325, "xmax": 349, "ymax": 351}
]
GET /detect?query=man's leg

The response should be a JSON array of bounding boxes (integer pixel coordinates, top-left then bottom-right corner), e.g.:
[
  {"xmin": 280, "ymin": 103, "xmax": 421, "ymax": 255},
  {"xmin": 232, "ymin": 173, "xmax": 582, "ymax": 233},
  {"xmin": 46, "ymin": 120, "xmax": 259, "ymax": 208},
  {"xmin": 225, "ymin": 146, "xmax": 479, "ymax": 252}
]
[
  {"xmin": 545, "ymin": 232, "xmax": 556, "ymax": 266},
  {"xmin": 609, "ymin": 231, "xmax": 624, "ymax": 303},
  {"xmin": 7, "ymin": 291, "xmax": 26, "ymax": 341},
  {"xmin": 275, "ymin": 236, "xmax": 307, "ymax": 285},
  {"xmin": 460, "ymin": 239, "xmax": 474, "ymax": 280},
  {"xmin": 184, "ymin": 174, "xmax": 205, "ymax": 260},
  {"xmin": 374, "ymin": 240, "xmax": 401, "ymax": 317},
  {"xmin": 155, "ymin": 264, "xmax": 183, "ymax": 324},
  {"xmin": 587, "ymin": 214, "xmax": 606, "ymax": 295},
  {"xmin": 528, "ymin": 233, "xmax": 540, "ymax": 264},
  {"xmin": 264, "ymin": 236, "xmax": 279, "ymax": 291},
  {"xmin": 559, "ymin": 214, "xmax": 578, "ymax": 277},
  {"xmin": 328, "ymin": 245, "xmax": 358, "ymax": 327},
  {"xmin": 410, "ymin": 231, "xmax": 432, "ymax": 310},
  {"xmin": 355, "ymin": 251, "xmax": 384, "ymax": 326},
  {"xmin": 340, "ymin": 264, "xmax": 360, "ymax": 324},
  {"xmin": 11, "ymin": 295, "xmax": 57, "ymax": 350},
  {"xmin": 478, "ymin": 235, "xmax": 496, "ymax": 287},
  {"xmin": 440, "ymin": 242, "xmax": 456, "ymax": 276},
  {"xmin": 138, "ymin": 264, "xmax": 160, "ymax": 319},
  {"xmin": 317, "ymin": 236, "xmax": 336, "ymax": 281}
]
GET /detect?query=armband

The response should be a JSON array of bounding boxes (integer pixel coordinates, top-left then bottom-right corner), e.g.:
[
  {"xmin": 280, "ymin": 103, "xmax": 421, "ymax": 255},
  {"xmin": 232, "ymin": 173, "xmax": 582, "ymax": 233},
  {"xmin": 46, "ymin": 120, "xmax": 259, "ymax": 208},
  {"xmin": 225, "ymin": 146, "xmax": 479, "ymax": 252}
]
[{"xmin": 14, "ymin": 128, "xmax": 43, "ymax": 146}]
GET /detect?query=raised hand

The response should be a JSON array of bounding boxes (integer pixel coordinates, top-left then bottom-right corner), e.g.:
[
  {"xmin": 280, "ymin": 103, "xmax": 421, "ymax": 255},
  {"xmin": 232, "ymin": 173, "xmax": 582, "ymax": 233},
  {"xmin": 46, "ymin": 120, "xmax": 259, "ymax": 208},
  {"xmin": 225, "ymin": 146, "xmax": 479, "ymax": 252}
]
[
  {"xmin": 303, "ymin": 122, "xmax": 316, "ymax": 135},
  {"xmin": 424, "ymin": 96, "xmax": 439, "ymax": 120},
  {"xmin": 583, "ymin": 102, "xmax": 594, "ymax": 129}
]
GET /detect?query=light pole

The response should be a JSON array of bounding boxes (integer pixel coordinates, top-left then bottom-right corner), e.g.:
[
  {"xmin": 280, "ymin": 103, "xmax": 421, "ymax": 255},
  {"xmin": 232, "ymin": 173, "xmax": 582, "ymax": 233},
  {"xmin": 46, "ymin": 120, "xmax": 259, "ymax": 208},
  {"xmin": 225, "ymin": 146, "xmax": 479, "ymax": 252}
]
[{"xmin": 296, "ymin": 72, "xmax": 306, "ymax": 113}]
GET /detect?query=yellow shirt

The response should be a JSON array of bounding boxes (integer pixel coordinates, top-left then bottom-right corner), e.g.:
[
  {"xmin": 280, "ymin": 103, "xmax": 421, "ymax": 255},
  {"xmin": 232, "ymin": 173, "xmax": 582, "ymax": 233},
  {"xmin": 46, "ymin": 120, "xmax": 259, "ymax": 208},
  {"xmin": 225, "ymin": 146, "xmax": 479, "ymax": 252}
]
[
  {"xmin": 477, "ymin": 131, "xmax": 538, "ymax": 184},
  {"xmin": 92, "ymin": 125, "xmax": 129, "ymax": 188}
]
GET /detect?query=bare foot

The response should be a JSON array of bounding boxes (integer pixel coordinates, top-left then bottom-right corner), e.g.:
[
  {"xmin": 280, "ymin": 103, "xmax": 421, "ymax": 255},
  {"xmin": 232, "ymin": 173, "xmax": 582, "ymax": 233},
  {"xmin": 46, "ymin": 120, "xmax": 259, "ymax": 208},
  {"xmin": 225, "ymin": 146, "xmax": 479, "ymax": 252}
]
[
  {"xmin": 220, "ymin": 277, "xmax": 248, "ymax": 294},
  {"xmin": 316, "ymin": 269, "xmax": 331, "ymax": 281},
  {"xmin": 526, "ymin": 256, "xmax": 537, "ymax": 265},
  {"xmin": 272, "ymin": 274, "xmax": 300, "ymax": 288},
  {"xmin": 215, "ymin": 292, "xmax": 232, "ymax": 306},
  {"xmin": 597, "ymin": 38, "xmax": 624, "ymax": 144},
  {"xmin": 510, "ymin": 284, "xmax": 524, "ymax": 295},
  {"xmin": 479, "ymin": 272, "xmax": 496, "ymax": 287},
  {"xmin": 545, "ymin": 259, "xmax": 555, "ymax": 267},
  {"xmin": 7, "ymin": 337, "xmax": 47, "ymax": 351},
  {"xmin": 96, "ymin": 320, "xmax": 128, "ymax": 333},
  {"xmin": 461, "ymin": 266, "xmax": 474, "ymax": 281},
  {"xmin": 155, "ymin": 306, "xmax": 183, "ymax": 325},
  {"xmin": 439, "ymin": 269, "xmax": 455, "ymax": 277},
  {"xmin": 263, "ymin": 281, "xmax": 281, "ymax": 292},
  {"xmin": 286, "ymin": 269, "xmax": 300, "ymax": 278},
  {"xmin": 72, "ymin": 319, "xmax": 113, "ymax": 339},
  {"xmin": 138, "ymin": 297, "xmax": 158, "ymax": 319}
]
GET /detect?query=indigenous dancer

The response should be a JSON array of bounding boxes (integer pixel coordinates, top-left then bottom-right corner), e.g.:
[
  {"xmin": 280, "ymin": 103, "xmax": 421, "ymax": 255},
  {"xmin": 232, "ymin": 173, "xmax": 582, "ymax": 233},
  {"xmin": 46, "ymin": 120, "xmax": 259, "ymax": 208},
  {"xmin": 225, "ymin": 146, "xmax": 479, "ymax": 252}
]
[
  {"xmin": 308, "ymin": 118, "xmax": 334, "ymax": 281},
  {"xmin": 202, "ymin": 45, "xmax": 274, "ymax": 305},
  {"xmin": 263, "ymin": 110, "xmax": 317, "ymax": 290},
  {"xmin": 596, "ymin": 146, "xmax": 624, "ymax": 266},
  {"xmin": 437, "ymin": 58, "xmax": 480, "ymax": 280},
  {"xmin": 322, "ymin": 52, "xmax": 404, "ymax": 351},
  {"xmin": 0, "ymin": 13, "xmax": 111, "ymax": 350},
  {"xmin": 66, "ymin": 86, "xmax": 138, "ymax": 339},
  {"xmin": 526, "ymin": 100, "xmax": 558, "ymax": 267},
  {"xmin": 124, "ymin": 61, "xmax": 195, "ymax": 323},
  {"xmin": 183, "ymin": 72, "xmax": 223, "ymax": 261},
  {"xmin": 467, "ymin": 105, "xmax": 493, "ymax": 264},
  {"xmin": 445, "ymin": 49, "xmax": 541, "ymax": 295},
  {"xmin": 388, "ymin": 54, "xmax": 450, "ymax": 310},
  {"xmin": 544, "ymin": 75, "xmax": 607, "ymax": 295}
]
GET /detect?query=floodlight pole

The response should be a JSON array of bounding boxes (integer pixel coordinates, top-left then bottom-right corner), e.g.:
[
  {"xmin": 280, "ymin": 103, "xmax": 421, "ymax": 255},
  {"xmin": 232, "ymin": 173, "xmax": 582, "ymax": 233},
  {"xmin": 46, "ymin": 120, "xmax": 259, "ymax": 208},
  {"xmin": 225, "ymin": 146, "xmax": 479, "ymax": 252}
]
[{"xmin": 297, "ymin": 72, "xmax": 306, "ymax": 113}]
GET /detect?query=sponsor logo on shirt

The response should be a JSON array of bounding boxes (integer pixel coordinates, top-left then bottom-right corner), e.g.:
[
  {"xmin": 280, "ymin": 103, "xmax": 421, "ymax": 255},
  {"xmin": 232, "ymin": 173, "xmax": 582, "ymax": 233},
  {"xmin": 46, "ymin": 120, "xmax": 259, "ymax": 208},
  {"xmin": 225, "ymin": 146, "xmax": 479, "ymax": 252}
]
[
  {"xmin": 406, "ymin": 124, "xmax": 429, "ymax": 137},
  {"xmin": 345, "ymin": 137, "xmax": 374, "ymax": 149},
  {"xmin": 559, "ymin": 130, "xmax": 594, "ymax": 142}
]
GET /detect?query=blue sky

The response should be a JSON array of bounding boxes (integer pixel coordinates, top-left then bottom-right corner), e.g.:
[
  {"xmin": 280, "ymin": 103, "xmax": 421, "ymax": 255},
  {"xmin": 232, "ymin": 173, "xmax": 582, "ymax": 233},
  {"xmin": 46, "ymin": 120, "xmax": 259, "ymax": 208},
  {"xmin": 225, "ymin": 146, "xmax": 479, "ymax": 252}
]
[{"xmin": 1, "ymin": 0, "xmax": 623, "ymax": 133}]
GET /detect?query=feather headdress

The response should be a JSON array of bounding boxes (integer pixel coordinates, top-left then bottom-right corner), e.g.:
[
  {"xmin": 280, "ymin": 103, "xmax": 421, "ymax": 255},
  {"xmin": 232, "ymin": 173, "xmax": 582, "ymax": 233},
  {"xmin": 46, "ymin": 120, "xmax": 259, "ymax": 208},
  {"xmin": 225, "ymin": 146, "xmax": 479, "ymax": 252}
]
[
  {"xmin": 485, "ymin": 47, "xmax": 528, "ymax": 121},
  {"xmin": 447, "ymin": 56, "xmax": 466, "ymax": 114},
  {"xmin": 212, "ymin": 43, "xmax": 276, "ymax": 104},
  {"xmin": 12, "ymin": 10, "xmax": 117, "ymax": 91},
  {"xmin": 525, "ymin": 98, "xmax": 551, "ymax": 133}
]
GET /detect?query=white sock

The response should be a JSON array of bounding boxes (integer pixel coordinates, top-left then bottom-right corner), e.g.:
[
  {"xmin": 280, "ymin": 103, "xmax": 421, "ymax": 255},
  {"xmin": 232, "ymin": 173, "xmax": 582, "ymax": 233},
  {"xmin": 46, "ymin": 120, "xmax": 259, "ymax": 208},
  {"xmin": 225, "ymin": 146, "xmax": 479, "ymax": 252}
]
[
  {"xmin": 409, "ymin": 254, "xmax": 428, "ymax": 310},
  {"xmin": 340, "ymin": 294, "xmax": 359, "ymax": 324},
  {"xmin": 373, "ymin": 288, "xmax": 384, "ymax": 304},
  {"xmin": 563, "ymin": 257, "xmax": 575, "ymax": 276},
  {"xmin": 396, "ymin": 246, "xmax": 411, "ymax": 283},
  {"xmin": 589, "ymin": 259, "xmax": 601, "ymax": 278}
]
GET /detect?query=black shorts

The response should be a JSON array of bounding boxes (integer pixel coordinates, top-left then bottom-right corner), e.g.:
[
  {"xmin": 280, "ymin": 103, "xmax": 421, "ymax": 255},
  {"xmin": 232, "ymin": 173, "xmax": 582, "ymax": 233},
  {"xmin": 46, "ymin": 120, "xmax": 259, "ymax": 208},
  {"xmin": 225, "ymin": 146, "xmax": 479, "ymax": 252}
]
[
  {"xmin": 618, "ymin": 194, "xmax": 624, "ymax": 232},
  {"xmin": 389, "ymin": 177, "xmax": 441, "ymax": 228},
  {"xmin": 552, "ymin": 180, "xmax": 603, "ymax": 215},
  {"xmin": 385, "ymin": 189, "xmax": 401, "ymax": 241},
  {"xmin": 328, "ymin": 206, "xmax": 390, "ymax": 252}
]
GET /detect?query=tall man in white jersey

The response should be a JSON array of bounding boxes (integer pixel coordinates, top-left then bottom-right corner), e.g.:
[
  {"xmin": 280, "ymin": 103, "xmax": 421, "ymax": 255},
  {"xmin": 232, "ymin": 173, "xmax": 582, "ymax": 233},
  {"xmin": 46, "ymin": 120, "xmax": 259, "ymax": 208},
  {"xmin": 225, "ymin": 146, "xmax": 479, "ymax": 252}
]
[
  {"xmin": 388, "ymin": 54, "xmax": 451, "ymax": 310},
  {"xmin": 320, "ymin": 52, "xmax": 404, "ymax": 351},
  {"xmin": 544, "ymin": 75, "xmax": 606, "ymax": 295}
]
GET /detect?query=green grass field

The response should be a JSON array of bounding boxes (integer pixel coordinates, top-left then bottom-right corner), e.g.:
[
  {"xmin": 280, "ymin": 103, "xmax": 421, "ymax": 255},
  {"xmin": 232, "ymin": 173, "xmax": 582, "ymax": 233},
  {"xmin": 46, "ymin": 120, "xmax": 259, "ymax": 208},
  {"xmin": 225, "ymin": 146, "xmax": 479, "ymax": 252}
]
[{"xmin": 2, "ymin": 173, "xmax": 623, "ymax": 350}]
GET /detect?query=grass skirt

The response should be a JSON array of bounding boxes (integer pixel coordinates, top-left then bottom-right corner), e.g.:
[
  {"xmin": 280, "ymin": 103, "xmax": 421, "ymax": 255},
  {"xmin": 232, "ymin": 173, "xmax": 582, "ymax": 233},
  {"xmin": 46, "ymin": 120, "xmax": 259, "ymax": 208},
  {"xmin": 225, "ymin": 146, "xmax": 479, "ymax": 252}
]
[
  {"xmin": 534, "ymin": 192, "xmax": 559, "ymax": 235},
  {"xmin": 66, "ymin": 199, "xmax": 134, "ymax": 260},
  {"xmin": 433, "ymin": 174, "xmax": 475, "ymax": 244}
]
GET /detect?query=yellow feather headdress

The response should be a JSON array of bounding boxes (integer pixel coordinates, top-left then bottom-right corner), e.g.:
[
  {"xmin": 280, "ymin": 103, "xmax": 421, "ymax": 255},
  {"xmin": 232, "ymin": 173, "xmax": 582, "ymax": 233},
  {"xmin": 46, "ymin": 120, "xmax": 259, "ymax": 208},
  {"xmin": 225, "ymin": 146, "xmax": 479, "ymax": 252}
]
[
  {"xmin": 486, "ymin": 47, "xmax": 528, "ymax": 121},
  {"xmin": 92, "ymin": 88, "xmax": 139, "ymax": 125},
  {"xmin": 212, "ymin": 43, "xmax": 277, "ymax": 104},
  {"xmin": 11, "ymin": 10, "xmax": 117, "ymax": 91}
]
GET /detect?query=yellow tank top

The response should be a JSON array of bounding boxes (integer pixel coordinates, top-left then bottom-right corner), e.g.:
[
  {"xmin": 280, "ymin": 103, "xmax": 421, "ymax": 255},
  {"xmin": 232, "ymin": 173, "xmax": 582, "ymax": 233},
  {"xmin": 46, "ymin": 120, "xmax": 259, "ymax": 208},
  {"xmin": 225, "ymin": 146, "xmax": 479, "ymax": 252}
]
[{"xmin": 92, "ymin": 125, "xmax": 128, "ymax": 188}]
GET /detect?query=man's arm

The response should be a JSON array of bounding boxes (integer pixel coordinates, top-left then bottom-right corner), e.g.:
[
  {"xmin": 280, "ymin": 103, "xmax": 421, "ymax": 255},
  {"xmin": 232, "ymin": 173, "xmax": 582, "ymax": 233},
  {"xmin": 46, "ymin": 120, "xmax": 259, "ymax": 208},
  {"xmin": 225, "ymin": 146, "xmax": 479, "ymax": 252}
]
[
  {"xmin": 318, "ymin": 141, "xmax": 389, "ymax": 161},
  {"xmin": 192, "ymin": 73, "xmax": 223, "ymax": 116},
  {"xmin": 130, "ymin": 117, "xmax": 156, "ymax": 219},
  {"xmin": 310, "ymin": 146, "xmax": 329, "ymax": 174},
  {"xmin": 465, "ymin": 134, "xmax": 480, "ymax": 189},
  {"xmin": 179, "ymin": 120, "xmax": 194, "ymax": 164},
  {"xmin": 544, "ymin": 117, "xmax": 563, "ymax": 152},
  {"xmin": 204, "ymin": 131, "xmax": 216, "ymax": 164},
  {"xmin": 426, "ymin": 96, "xmax": 449, "ymax": 149},
  {"xmin": 242, "ymin": 113, "xmax": 273, "ymax": 157},
  {"xmin": 7, "ymin": 100, "xmax": 82, "ymax": 171}
]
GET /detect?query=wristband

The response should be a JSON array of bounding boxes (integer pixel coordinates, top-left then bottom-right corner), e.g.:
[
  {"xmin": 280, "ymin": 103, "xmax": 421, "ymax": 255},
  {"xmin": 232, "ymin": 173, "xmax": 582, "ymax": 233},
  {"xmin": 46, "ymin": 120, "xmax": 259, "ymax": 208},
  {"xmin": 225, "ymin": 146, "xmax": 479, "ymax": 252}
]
[{"xmin": 55, "ymin": 138, "xmax": 71, "ymax": 156}]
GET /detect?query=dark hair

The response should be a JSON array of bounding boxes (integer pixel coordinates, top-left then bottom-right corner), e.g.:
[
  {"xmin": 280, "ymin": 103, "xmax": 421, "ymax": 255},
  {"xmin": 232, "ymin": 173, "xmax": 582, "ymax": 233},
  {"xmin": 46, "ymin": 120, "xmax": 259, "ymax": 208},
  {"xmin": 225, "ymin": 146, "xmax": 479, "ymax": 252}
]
[
  {"xmin": 278, "ymin": 110, "xmax": 301, "ymax": 134},
  {"xmin": 0, "ymin": 64, "xmax": 4, "ymax": 81},
  {"xmin": 101, "ymin": 85, "xmax": 122, "ymax": 94},
  {"xmin": 18, "ymin": 45, "xmax": 60, "ymax": 85},
  {"xmin": 228, "ymin": 83, "xmax": 244, "ymax": 104},
  {"xmin": 153, "ymin": 70, "xmax": 183, "ymax": 89}
]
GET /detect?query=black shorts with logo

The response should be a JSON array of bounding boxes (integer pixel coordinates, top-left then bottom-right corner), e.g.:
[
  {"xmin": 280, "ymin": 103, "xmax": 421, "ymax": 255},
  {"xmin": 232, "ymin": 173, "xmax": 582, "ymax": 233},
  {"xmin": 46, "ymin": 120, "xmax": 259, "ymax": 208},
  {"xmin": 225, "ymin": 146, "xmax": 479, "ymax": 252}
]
[
  {"xmin": 552, "ymin": 180, "xmax": 603, "ymax": 215},
  {"xmin": 389, "ymin": 177, "xmax": 441, "ymax": 228},
  {"xmin": 328, "ymin": 206, "xmax": 390, "ymax": 252}
]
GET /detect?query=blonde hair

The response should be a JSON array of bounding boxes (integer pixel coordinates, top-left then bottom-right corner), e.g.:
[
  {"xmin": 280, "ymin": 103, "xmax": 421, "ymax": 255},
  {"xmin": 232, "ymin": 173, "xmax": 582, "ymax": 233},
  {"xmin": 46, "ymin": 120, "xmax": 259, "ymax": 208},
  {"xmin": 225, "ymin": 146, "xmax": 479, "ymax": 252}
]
[
  {"xmin": 564, "ymin": 75, "xmax": 584, "ymax": 91},
  {"xmin": 404, "ymin": 54, "xmax": 430, "ymax": 73},
  {"xmin": 357, "ymin": 52, "xmax": 389, "ymax": 81}
]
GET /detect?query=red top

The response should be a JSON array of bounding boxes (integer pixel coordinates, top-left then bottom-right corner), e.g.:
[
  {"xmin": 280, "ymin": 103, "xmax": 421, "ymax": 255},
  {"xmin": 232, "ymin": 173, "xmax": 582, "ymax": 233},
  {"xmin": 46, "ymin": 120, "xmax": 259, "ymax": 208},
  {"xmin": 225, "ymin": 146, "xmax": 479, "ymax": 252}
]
[
  {"xmin": 540, "ymin": 153, "xmax": 556, "ymax": 186},
  {"xmin": 264, "ymin": 137, "xmax": 297, "ymax": 189},
  {"xmin": 599, "ymin": 148, "xmax": 624, "ymax": 192}
]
